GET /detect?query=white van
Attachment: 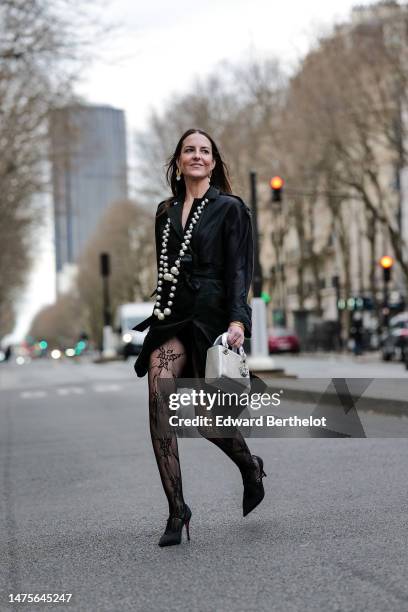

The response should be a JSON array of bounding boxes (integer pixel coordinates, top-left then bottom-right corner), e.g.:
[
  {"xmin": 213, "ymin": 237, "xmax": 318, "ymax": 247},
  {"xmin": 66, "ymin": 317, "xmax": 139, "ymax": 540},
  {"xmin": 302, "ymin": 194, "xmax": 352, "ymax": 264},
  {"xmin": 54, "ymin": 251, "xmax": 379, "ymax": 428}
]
[{"xmin": 114, "ymin": 302, "xmax": 154, "ymax": 359}]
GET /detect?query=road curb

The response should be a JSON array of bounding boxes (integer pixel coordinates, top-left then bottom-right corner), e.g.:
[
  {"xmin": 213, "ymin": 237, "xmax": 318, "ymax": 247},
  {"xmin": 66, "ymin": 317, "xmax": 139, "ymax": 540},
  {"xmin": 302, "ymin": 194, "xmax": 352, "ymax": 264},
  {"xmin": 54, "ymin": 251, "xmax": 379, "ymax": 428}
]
[{"xmin": 262, "ymin": 379, "xmax": 408, "ymax": 416}]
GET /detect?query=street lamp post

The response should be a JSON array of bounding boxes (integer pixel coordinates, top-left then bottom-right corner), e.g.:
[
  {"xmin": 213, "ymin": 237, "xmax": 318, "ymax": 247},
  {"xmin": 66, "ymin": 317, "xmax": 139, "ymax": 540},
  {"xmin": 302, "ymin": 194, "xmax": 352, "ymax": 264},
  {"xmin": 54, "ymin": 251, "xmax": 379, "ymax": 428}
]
[
  {"xmin": 379, "ymin": 256, "xmax": 394, "ymax": 331},
  {"xmin": 247, "ymin": 171, "xmax": 280, "ymax": 373},
  {"xmin": 100, "ymin": 252, "xmax": 116, "ymax": 358},
  {"xmin": 332, "ymin": 274, "xmax": 343, "ymax": 350},
  {"xmin": 250, "ymin": 170, "xmax": 262, "ymax": 297},
  {"xmin": 270, "ymin": 176, "xmax": 286, "ymax": 326}
]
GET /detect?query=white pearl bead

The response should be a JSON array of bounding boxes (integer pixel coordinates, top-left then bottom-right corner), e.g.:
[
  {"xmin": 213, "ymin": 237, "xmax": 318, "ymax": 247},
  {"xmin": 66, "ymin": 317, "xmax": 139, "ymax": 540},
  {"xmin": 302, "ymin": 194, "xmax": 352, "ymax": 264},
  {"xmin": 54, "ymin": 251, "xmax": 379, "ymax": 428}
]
[
  {"xmin": 164, "ymin": 308, "xmax": 171, "ymax": 315},
  {"xmin": 181, "ymin": 242, "xmax": 186, "ymax": 248},
  {"xmin": 158, "ymin": 280, "xmax": 162, "ymax": 285},
  {"xmin": 158, "ymin": 313, "xmax": 165, "ymax": 320},
  {"xmin": 168, "ymin": 301, "xmax": 173, "ymax": 306},
  {"xmin": 157, "ymin": 286, "xmax": 162, "ymax": 292},
  {"xmin": 169, "ymin": 292, "xmax": 175, "ymax": 297},
  {"xmin": 171, "ymin": 285, "xmax": 176, "ymax": 291},
  {"xmin": 185, "ymin": 239, "xmax": 190, "ymax": 244},
  {"xmin": 175, "ymin": 260, "xmax": 180, "ymax": 266},
  {"xmin": 170, "ymin": 266, "xmax": 178, "ymax": 274},
  {"xmin": 153, "ymin": 308, "xmax": 160, "ymax": 316},
  {"xmin": 192, "ymin": 219, "xmax": 197, "ymax": 224},
  {"xmin": 158, "ymin": 273, "xmax": 163, "ymax": 278}
]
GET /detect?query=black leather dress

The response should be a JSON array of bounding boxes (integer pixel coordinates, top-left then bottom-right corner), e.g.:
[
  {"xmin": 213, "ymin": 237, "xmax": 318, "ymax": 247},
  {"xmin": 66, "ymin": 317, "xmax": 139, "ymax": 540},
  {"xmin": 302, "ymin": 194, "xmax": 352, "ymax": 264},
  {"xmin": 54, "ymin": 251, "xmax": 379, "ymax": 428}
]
[{"xmin": 133, "ymin": 184, "xmax": 266, "ymax": 390}]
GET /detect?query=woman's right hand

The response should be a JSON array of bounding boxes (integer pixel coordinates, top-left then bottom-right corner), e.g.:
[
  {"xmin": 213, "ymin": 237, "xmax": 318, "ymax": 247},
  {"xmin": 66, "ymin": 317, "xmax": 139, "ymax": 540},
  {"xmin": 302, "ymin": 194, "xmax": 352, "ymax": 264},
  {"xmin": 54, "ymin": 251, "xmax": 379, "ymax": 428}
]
[{"xmin": 226, "ymin": 323, "xmax": 245, "ymax": 349}]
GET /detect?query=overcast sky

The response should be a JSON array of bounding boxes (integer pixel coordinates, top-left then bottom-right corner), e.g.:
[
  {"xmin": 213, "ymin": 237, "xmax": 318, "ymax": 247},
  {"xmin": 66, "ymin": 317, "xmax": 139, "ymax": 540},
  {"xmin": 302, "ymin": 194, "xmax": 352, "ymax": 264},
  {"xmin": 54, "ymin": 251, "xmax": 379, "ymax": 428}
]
[{"xmin": 11, "ymin": 0, "xmax": 375, "ymax": 342}]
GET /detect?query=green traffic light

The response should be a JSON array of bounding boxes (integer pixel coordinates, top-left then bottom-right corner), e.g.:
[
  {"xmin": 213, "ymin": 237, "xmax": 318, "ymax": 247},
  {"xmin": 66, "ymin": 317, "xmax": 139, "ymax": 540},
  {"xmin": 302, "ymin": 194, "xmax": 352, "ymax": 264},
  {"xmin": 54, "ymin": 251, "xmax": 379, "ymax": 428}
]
[
  {"xmin": 39, "ymin": 340, "xmax": 48, "ymax": 350},
  {"xmin": 261, "ymin": 291, "xmax": 271, "ymax": 304},
  {"xmin": 75, "ymin": 340, "xmax": 87, "ymax": 355}
]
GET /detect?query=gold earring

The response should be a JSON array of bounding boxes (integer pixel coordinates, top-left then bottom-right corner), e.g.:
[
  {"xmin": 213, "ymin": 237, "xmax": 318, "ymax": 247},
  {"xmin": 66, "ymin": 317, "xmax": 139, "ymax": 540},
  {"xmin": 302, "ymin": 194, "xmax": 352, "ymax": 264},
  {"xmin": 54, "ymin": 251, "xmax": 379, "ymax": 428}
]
[{"xmin": 176, "ymin": 168, "xmax": 181, "ymax": 181}]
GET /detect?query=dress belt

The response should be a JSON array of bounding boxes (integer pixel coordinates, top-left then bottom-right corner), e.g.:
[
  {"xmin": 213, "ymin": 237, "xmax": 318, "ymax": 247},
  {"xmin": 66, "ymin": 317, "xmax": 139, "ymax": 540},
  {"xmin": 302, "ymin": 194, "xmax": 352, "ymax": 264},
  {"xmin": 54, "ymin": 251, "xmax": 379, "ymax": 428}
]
[
  {"xmin": 149, "ymin": 265, "xmax": 223, "ymax": 297},
  {"xmin": 189, "ymin": 266, "xmax": 223, "ymax": 279},
  {"xmin": 182, "ymin": 267, "xmax": 223, "ymax": 291}
]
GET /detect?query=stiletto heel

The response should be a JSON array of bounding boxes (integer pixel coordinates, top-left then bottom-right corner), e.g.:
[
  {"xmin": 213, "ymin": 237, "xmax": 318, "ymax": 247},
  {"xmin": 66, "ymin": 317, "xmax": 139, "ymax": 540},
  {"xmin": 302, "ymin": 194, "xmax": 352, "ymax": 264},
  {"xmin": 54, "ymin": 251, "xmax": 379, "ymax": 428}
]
[
  {"xmin": 158, "ymin": 504, "xmax": 192, "ymax": 547},
  {"xmin": 242, "ymin": 455, "xmax": 266, "ymax": 517}
]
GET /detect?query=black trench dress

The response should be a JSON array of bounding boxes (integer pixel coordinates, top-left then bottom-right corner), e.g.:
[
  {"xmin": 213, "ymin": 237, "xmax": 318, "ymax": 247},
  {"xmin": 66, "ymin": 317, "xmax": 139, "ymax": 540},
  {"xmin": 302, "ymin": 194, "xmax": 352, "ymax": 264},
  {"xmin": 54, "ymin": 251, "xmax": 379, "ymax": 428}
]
[{"xmin": 133, "ymin": 185, "xmax": 267, "ymax": 392}]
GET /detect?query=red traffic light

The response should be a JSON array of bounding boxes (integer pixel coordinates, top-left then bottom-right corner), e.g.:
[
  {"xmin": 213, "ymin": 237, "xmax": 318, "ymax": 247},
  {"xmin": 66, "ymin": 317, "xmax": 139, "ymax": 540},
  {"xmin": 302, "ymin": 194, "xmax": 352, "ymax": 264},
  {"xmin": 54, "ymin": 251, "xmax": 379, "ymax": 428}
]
[
  {"xmin": 270, "ymin": 176, "xmax": 284, "ymax": 203},
  {"xmin": 270, "ymin": 176, "xmax": 285, "ymax": 190},
  {"xmin": 379, "ymin": 255, "xmax": 394, "ymax": 269}
]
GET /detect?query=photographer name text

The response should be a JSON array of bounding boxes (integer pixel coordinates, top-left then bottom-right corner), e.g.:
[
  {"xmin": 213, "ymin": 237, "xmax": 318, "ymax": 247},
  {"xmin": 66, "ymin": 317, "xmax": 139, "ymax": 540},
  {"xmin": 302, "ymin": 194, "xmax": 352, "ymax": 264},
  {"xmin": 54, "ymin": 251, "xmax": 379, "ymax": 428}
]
[{"xmin": 168, "ymin": 415, "xmax": 327, "ymax": 428}]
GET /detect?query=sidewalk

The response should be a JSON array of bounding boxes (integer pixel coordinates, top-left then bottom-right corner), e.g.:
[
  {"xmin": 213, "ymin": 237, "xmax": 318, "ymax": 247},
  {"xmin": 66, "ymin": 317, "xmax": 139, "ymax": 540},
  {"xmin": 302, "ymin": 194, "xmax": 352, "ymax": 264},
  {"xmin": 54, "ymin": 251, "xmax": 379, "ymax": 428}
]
[{"xmin": 260, "ymin": 352, "xmax": 408, "ymax": 415}]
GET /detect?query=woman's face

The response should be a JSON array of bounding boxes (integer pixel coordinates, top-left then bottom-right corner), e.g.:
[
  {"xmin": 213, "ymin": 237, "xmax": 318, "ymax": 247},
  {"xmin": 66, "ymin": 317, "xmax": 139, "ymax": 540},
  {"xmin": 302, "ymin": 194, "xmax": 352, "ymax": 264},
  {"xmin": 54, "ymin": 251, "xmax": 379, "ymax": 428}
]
[{"xmin": 177, "ymin": 133, "xmax": 216, "ymax": 182}]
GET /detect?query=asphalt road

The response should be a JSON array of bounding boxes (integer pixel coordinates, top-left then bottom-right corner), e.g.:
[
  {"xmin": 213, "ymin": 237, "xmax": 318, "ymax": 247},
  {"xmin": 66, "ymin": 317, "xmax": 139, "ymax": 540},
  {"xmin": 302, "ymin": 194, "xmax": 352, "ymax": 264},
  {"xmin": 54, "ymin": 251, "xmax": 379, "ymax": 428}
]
[{"xmin": 1, "ymin": 358, "xmax": 408, "ymax": 611}]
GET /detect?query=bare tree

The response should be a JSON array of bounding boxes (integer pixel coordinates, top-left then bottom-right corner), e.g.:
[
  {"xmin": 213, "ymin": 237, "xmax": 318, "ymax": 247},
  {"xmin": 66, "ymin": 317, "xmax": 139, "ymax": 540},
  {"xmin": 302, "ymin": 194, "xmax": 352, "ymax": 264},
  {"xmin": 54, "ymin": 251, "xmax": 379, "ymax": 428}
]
[
  {"xmin": 29, "ymin": 292, "xmax": 82, "ymax": 348},
  {"xmin": 76, "ymin": 199, "xmax": 155, "ymax": 346},
  {"xmin": 134, "ymin": 58, "xmax": 287, "ymax": 205},
  {"xmin": 0, "ymin": 0, "xmax": 110, "ymax": 336}
]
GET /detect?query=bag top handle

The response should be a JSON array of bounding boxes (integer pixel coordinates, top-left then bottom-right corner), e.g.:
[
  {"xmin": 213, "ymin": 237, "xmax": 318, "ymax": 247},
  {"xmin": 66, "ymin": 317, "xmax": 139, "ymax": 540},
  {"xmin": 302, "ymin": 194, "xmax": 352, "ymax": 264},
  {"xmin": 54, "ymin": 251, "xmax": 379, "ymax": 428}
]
[{"xmin": 212, "ymin": 333, "xmax": 247, "ymax": 360}]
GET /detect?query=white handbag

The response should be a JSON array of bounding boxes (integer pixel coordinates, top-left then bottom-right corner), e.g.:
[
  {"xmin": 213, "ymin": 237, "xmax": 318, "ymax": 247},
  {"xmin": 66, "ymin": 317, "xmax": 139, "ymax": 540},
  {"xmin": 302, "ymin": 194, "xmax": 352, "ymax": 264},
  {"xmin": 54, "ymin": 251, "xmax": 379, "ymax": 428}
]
[{"xmin": 205, "ymin": 332, "xmax": 251, "ymax": 393}]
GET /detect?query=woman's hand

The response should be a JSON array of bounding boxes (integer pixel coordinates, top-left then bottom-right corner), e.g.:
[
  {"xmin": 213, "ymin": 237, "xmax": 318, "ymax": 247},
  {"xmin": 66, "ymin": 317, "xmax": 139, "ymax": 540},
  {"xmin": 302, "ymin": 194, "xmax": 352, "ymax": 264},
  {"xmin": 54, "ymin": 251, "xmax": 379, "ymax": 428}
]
[{"xmin": 226, "ymin": 323, "xmax": 245, "ymax": 349}]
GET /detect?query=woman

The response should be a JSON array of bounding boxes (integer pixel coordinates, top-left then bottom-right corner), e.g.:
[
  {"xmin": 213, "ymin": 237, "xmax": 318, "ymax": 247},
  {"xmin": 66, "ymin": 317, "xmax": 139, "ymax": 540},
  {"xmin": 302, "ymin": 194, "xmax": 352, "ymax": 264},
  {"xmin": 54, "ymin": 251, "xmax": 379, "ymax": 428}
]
[{"xmin": 134, "ymin": 128, "xmax": 267, "ymax": 547}]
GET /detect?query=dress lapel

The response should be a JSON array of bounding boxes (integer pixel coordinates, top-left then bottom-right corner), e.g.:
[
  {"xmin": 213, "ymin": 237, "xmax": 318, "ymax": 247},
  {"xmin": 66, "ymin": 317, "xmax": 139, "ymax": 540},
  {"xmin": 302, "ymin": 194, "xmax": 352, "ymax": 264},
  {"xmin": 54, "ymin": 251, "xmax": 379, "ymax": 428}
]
[{"xmin": 166, "ymin": 204, "xmax": 184, "ymax": 241}]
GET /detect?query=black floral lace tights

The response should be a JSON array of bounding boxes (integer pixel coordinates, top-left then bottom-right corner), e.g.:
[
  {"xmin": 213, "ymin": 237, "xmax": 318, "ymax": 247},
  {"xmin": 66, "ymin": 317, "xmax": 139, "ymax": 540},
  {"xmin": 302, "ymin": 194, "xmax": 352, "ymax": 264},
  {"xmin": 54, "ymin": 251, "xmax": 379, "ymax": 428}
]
[{"xmin": 148, "ymin": 336, "xmax": 257, "ymax": 517}]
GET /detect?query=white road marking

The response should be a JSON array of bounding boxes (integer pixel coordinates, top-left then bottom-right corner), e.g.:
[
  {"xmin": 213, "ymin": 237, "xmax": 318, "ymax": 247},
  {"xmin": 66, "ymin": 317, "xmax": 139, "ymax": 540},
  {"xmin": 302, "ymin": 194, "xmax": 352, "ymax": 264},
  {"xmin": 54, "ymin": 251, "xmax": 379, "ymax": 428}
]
[
  {"xmin": 93, "ymin": 384, "xmax": 122, "ymax": 392},
  {"xmin": 18, "ymin": 383, "xmax": 124, "ymax": 399},
  {"xmin": 20, "ymin": 390, "xmax": 48, "ymax": 399},
  {"xmin": 57, "ymin": 387, "xmax": 85, "ymax": 395}
]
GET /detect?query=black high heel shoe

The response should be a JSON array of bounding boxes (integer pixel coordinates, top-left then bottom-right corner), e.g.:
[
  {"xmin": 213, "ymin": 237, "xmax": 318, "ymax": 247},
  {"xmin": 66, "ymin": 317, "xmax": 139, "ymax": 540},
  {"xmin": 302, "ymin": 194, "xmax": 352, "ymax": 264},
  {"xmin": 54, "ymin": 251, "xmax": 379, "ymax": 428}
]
[
  {"xmin": 158, "ymin": 504, "xmax": 192, "ymax": 547},
  {"xmin": 242, "ymin": 455, "xmax": 267, "ymax": 517}
]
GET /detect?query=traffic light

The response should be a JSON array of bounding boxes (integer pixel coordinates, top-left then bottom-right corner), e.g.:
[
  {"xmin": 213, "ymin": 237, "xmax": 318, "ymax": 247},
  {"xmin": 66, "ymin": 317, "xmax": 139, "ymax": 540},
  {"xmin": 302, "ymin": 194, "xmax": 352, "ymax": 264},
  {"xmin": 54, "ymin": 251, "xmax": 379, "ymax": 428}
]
[
  {"xmin": 270, "ymin": 176, "xmax": 284, "ymax": 203},
  {"xmin": 100, "ymin": 252, "xmax": 110, "ymax": 277},
  {"xmin": 379, "ymin": 255, "xmax": 394, "ymax": 283},
  {"xmin": 75, "ymin": 340, "xmax": 87, "ymax": 355}
]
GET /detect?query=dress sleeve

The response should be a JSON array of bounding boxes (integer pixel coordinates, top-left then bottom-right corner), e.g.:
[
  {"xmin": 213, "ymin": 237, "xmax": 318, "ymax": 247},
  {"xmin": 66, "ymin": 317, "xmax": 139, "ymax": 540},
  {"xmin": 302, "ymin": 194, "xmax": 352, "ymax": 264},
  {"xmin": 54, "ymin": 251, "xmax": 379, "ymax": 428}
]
[{"xmin": 222, "ymin": 199, "xmax": 254, "ymax": 337}]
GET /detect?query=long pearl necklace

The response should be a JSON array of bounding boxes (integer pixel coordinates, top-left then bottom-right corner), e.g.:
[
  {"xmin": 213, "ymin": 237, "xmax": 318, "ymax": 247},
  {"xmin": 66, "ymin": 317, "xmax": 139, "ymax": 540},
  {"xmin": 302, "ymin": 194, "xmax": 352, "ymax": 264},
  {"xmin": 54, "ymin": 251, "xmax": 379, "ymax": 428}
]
[{"xmin": 153, "ymin": 196, "xmax": 209, "ymax": 320}]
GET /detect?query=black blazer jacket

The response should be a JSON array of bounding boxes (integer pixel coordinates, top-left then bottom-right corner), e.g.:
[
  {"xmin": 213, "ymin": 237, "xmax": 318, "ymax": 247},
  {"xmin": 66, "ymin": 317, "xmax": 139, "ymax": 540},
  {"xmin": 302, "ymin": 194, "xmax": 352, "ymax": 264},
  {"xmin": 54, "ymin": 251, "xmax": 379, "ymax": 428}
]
[{"xmin": 133, "ymin": 184, "xmax": 254, "ymax": 378}]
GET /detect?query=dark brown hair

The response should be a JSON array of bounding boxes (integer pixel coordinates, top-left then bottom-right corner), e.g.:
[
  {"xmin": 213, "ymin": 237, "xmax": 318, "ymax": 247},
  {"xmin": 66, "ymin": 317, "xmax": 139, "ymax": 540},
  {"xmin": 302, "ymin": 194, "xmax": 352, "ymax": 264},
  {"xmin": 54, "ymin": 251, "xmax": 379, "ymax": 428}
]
[{"xmin": 159, "ymin": 129, "xmax": 232, "ymax": 214}]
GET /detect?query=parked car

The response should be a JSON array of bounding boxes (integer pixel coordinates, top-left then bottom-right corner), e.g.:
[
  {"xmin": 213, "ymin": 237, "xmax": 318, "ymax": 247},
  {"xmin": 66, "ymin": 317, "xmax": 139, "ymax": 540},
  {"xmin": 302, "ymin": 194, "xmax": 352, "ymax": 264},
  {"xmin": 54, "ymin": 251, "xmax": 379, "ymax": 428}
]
[
  {"xmin": 381, "ymin": 312, "xmax": 408, "ymax": 362},
  {"xmin": 268, "ymin": 327, "xmax": 300, "ymax": 354}
]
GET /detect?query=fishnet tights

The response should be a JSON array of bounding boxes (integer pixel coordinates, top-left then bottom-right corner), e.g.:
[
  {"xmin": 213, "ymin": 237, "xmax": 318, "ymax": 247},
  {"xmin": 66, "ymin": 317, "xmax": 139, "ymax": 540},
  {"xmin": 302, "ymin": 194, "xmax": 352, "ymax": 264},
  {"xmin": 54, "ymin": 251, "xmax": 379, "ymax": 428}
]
[{"xmin": 148, "ymin": 336, "xmax": 257, "ymax": 517}]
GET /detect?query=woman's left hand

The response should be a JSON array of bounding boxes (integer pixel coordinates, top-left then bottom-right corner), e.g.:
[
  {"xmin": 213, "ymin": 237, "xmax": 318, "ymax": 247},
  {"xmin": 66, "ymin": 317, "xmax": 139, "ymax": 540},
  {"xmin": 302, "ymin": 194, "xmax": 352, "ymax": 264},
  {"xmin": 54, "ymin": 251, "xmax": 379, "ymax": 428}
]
[{"xmin": 227, "ymin": 324, "xmax": 245, "ymax": 349}]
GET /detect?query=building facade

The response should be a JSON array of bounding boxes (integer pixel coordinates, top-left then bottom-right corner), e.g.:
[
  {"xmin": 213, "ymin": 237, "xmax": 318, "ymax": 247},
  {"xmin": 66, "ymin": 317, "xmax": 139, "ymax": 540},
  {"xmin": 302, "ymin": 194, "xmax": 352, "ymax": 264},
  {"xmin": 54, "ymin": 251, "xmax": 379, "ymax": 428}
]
[
  {"xmin": 257, "ymin": 2, "xmax": 408, "ymax": 349},
  {"xmin": 50, "ymin": 104, "xmax": 128, "ymax": 293}
]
